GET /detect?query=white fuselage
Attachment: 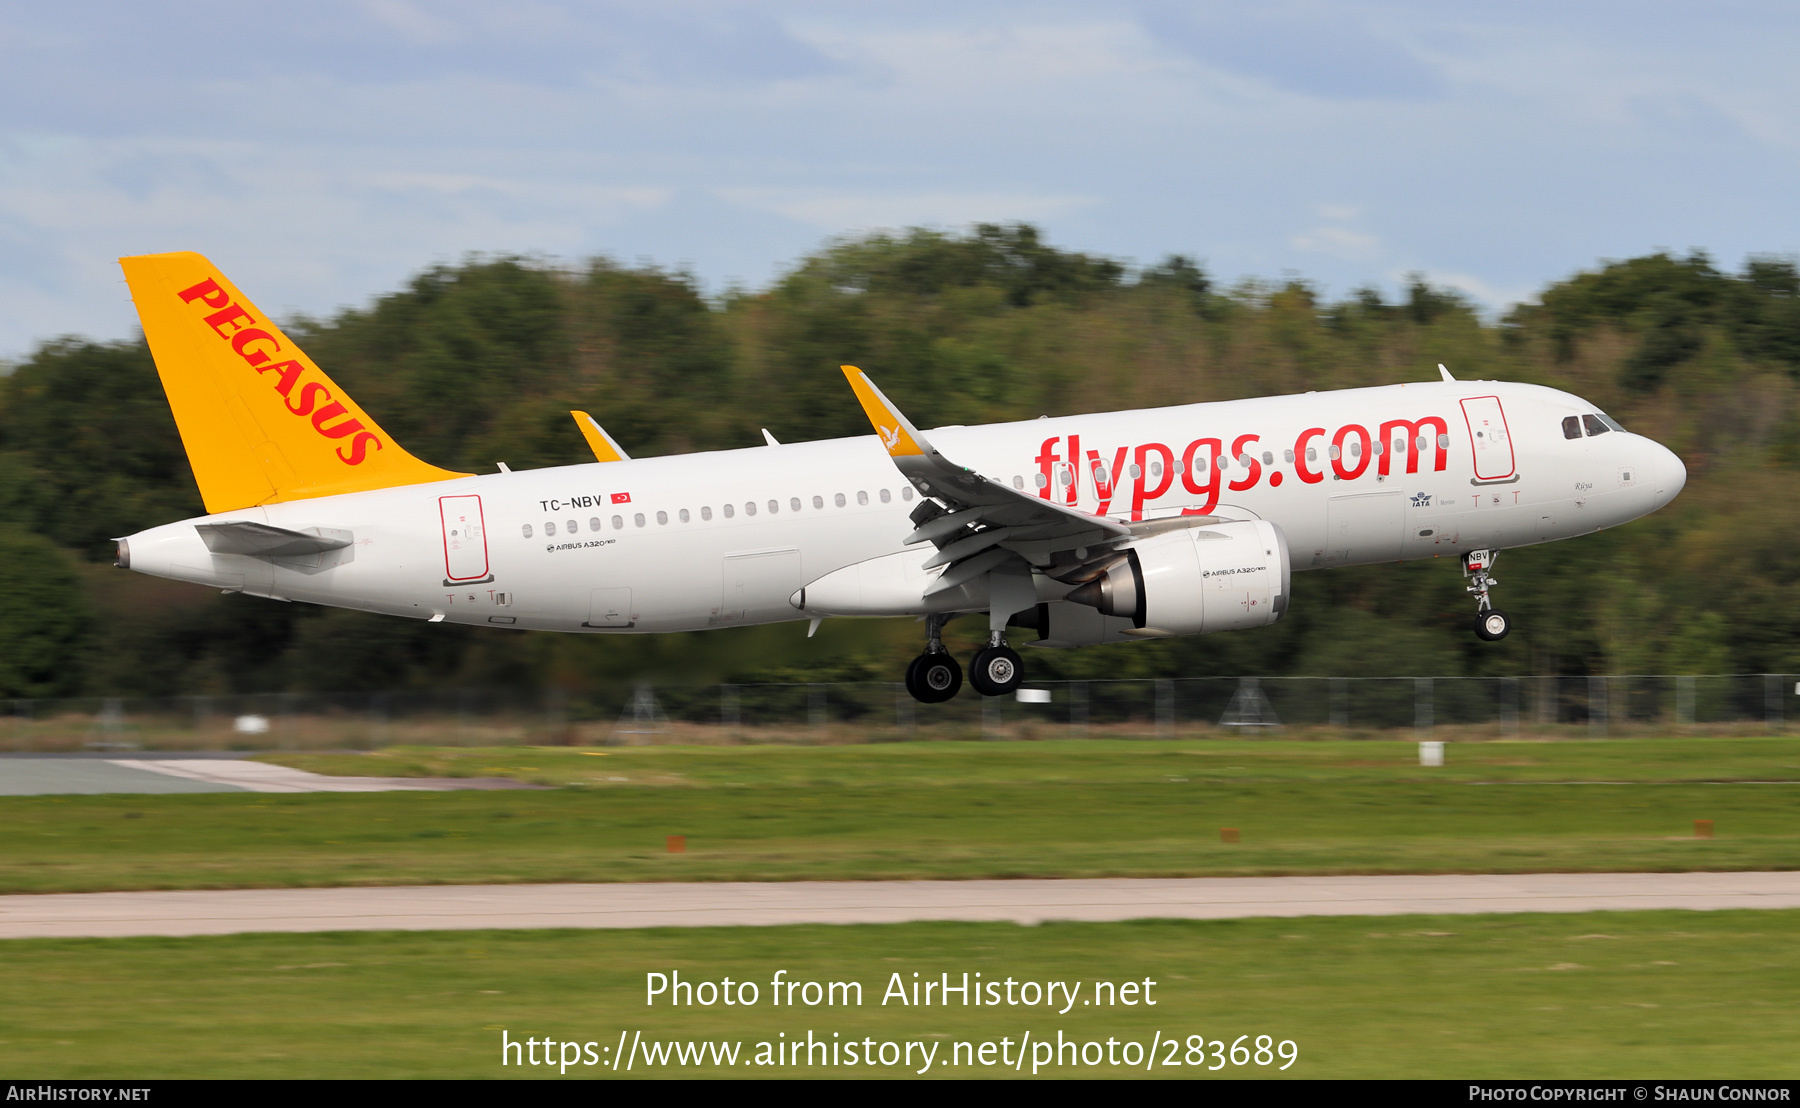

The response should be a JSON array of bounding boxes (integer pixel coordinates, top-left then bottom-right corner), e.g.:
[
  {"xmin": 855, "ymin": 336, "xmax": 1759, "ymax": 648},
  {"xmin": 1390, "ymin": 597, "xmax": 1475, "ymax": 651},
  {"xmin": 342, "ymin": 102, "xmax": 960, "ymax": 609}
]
[{"xmin": 121, "ymin": 381, "xmax": 1685, "ymax": 635}]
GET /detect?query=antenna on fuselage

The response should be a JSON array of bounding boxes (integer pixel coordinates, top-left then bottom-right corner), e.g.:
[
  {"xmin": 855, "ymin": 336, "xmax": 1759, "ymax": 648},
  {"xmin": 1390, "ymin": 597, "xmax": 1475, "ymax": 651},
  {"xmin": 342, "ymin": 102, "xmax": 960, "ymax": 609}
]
[{"xmin": 1438, "ymin": 363, "xmax": 1456, "ymax": 382}]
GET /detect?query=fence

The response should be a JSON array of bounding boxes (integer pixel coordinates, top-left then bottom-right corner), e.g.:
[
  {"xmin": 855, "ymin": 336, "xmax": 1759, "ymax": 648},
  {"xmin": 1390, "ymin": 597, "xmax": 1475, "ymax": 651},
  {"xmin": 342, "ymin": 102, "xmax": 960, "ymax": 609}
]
[{"xmin": 3, "ymin": 675, "xmax": 1798, "ymax": 752}]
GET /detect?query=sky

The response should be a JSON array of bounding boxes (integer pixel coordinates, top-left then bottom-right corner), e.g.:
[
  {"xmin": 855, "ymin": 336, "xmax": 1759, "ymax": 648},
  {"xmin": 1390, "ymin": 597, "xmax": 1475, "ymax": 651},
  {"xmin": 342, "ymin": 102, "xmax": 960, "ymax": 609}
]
[{"xmin": 2, "ymin": 1, "xmax": 1797, "ymax": 361}]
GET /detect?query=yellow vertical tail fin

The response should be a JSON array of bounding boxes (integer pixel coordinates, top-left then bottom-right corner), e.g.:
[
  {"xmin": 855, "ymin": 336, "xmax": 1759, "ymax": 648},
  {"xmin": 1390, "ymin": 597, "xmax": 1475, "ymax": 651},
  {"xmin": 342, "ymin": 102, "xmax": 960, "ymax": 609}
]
[{"xmin": 120, "ymin": 251, "xmax": 468, "ymax": 514}]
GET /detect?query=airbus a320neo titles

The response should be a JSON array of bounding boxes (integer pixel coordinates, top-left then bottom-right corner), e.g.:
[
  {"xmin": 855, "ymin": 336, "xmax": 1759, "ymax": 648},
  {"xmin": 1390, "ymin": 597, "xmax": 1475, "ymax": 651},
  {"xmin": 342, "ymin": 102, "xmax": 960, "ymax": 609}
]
[{"xmin": 114, "ymin": 253, "xmax": 1687, "ymax": 702}]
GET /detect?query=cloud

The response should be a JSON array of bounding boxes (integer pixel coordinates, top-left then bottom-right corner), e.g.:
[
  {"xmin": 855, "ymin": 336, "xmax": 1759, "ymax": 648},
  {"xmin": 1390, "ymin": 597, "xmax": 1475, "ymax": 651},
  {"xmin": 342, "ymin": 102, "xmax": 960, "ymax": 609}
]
[{"xmin": 716, "ymin": 188, "xmax": 1099, "ymax": 232}]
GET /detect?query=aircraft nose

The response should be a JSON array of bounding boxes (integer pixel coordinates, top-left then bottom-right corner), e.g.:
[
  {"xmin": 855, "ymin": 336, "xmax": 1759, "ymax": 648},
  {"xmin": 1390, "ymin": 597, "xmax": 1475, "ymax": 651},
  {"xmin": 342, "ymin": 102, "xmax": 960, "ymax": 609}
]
[{"xmin": 1647, "ymin": 439, "xmax": 1686, "ymax": 507}]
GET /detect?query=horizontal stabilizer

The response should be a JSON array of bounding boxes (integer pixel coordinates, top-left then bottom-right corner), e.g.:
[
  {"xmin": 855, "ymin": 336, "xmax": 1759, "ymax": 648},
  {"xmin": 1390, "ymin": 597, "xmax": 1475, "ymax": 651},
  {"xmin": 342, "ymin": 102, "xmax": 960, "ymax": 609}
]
[{"xmin": 195, "ymin": 521, "xmax": 352, "ymax": 558}]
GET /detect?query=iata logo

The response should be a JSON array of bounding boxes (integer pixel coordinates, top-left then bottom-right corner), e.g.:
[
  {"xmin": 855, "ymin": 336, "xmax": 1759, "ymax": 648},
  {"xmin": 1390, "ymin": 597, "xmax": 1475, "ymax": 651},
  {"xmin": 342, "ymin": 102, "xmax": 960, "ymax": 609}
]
[{"xmin": 177, "ymin": 277, "xmax": 383, "ymax": 466}]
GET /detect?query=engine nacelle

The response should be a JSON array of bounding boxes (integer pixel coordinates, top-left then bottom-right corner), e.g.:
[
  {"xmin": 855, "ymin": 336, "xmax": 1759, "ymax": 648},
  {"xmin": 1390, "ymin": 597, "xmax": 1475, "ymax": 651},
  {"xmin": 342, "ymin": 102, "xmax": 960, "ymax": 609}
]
[{"xmin": 1064, "ymin": 519, "xmax": 1290, "ymax": 636}]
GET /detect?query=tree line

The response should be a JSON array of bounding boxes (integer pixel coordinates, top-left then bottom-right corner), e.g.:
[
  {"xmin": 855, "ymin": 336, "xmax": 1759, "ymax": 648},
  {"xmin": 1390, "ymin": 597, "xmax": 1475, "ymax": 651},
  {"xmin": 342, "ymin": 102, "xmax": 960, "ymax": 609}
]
[{"xmin": 2, "ymin": 224, "xmax": 1796, "ymax": 699}]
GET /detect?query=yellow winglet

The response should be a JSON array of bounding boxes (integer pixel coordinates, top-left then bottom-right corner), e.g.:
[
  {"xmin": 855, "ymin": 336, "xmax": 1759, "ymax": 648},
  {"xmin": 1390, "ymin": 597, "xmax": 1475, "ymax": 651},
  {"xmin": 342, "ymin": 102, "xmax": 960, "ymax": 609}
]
[
  {"xmin": 841, "ymin": 365, "xmax": 927, "ymax": 457},
  {"xmin": 571, "ymin": 410, "xmax": 631, "ymax": 462},
  {"xmin": 120, "ymin": 251, "xmax": 469, "ymax": 513}
]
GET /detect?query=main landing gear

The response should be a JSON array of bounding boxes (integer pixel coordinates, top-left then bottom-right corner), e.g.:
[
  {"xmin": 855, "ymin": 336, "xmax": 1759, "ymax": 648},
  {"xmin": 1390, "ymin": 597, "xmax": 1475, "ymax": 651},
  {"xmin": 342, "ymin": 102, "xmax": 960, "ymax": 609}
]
[
  {"xmin": 903, "ymin": 615, "xmax": 1024, "ymax": 703},
  {"xmin": 1463, "ymin": 549, "xmax": 1511, "ymax": 641}
]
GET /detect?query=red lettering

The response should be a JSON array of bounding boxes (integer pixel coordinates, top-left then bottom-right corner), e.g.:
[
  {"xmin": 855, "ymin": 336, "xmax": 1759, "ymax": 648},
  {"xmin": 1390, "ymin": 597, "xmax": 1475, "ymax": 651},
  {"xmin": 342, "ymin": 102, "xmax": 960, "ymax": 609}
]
[
  {"xmin": 1087, "ymin": 446, "xmax": 1130, "ymax": 516},
  {"xmin": 256, "ymin": 359, "xmax": 306, "ymax": 396},
  {"xmin": 336, "ymin": 431, "xmax": 382, "ymax": 466},
  {"xmin": 177, "ymin": 278, "xmax": 230, "ymax": 309},
  {"xmin": 1064, "ymin": 435, "xmax": 1080, "ymax": 505},
  {"xmin": 231, "ymin": 328, "xmax": 281, "ymax": 367},
  {"xmin": 1378, "ymin": 417, "xmax": 1449, "ymax": 475},
  {"xmin": 1228, "ymin": 433, "xmax": 1262, "ymax": 492},
  {"xmin": 285, "ymin": 380, "xmax": 330, "ymax": 417},
  {"xmin": 1131, "ymin": 442, "xmax": 1174, "ymax": 521},
  {"xmin": 1293, "ymin": 427, "xmax": 1326, "ymax": 484},
  {"xmin": 1179, "ymin": 438, "xmax": 1223, "ymax": 514},
  {"xmin": 1332, "ymin": 424, "xmax": 1371, "ymax": 480},
  {"xmin": 309, "ymin": 402, "xmax": 366, "ymax": 439},
  {"xmin": 203, "ymin": 303, "xmax": 255, "ymax": 339},
  {"xmin": 1034, "ymin": 437, "xmax": 1061, "ymax": 501}
]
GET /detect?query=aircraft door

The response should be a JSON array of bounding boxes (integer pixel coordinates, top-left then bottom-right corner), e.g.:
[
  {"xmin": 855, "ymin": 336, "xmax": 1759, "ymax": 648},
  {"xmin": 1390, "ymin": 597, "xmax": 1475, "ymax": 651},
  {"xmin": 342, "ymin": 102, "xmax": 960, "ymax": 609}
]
[
  {"xmin": 1326, "ymin": 491, "xmax": 1404, "ymax": 564},
  {"xmin": 439, "ymin": 495, "xmax": 492, "ymax": 584},
  {"xmin": 1460, "ymin": 396, "xmax": 1516, "ymax": 481},
  {"xmin": 586, "ymin": 587, "xmax": 633, "ymax": 628},
  {"xmin": 723, "ymin": 548, "xmax": 803, "ymax": 622}
]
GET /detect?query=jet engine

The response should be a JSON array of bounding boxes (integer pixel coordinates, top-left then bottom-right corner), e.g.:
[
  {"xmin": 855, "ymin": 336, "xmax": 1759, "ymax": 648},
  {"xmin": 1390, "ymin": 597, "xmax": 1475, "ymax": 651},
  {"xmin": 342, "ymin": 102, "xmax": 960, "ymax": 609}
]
[{"xmin": 1063, "ymin": 519, "xmax": 1289, "ymax": 636}]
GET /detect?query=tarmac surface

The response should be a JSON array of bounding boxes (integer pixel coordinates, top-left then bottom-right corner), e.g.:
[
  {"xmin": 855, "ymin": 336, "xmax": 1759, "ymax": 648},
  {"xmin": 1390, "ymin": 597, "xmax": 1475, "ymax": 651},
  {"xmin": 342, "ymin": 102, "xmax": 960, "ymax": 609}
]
[
  {"xmin": 3, "ymin": 871, "xmax": 1798, "ymax": 939},
  {"xmin": 0, "ymin": 756, "xmax": 539, "ymax": 794}
]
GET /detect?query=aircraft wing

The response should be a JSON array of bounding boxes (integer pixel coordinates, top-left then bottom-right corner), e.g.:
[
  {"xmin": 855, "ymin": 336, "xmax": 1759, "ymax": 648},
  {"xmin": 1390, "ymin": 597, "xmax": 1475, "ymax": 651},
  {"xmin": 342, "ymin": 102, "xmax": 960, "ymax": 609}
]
[
  {"xmin": 571, "ymin": 411, "xmax": 631, "ymax": 462},
  {"xmin": 841, "ymin": 366, "xmax": 1131, "ymax": 595}
]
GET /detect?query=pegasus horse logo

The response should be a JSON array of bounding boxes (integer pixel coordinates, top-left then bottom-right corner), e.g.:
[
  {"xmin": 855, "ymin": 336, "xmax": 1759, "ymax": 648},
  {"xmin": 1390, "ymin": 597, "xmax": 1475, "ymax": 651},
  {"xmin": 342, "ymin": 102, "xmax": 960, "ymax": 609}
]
[{"xmin": 879, "ymin": 424, "xmax": 902, "ymax": 451}]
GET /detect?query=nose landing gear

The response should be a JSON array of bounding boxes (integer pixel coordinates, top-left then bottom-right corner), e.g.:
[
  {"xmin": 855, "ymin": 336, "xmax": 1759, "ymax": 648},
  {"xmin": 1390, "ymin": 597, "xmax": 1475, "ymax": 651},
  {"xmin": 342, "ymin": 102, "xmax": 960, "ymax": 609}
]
[{"xmin": 1464, "ymin": 549, "xmax": 1511, "ymax": 641}]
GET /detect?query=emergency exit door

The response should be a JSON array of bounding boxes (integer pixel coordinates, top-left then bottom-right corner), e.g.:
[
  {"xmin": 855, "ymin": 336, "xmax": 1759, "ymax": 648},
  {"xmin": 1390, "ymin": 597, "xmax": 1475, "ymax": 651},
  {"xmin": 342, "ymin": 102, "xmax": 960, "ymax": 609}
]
[
  {"xmin": 1460, "ymin": 396, "xmax": 1517, "ymax": 481},
  {"xmin": 439, "ymin": 495, "xmax": 492, "ymax": 583}
]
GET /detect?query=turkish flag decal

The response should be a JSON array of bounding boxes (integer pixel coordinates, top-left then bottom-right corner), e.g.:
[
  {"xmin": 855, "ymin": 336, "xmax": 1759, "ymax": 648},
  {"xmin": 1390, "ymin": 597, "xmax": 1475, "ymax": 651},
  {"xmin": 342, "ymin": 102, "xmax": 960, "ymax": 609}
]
[{"xmin": 611, "ymin": 492, "xmax": 631, "ymax": 504}]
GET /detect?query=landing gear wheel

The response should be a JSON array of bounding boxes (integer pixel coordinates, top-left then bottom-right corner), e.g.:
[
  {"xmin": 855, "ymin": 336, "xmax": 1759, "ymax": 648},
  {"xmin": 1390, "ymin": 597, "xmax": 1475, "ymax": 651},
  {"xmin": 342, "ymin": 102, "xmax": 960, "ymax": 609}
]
[
  {"xmin": 906, "ymin": 651, "xmax": 962, "ymax": 703},
  {"xmin": 968, "ymin": 645, "xmax": 1025, "ymax": 697},
  {"xmin": 1474, "ymin": 609, "xmax": 1511, "ymax": 641}
]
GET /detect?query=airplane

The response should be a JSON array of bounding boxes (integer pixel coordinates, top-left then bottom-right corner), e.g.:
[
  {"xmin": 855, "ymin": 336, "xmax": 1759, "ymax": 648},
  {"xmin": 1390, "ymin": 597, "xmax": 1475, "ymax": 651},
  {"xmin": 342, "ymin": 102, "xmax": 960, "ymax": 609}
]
[{"xmin": 113, "ymin": 252, "xmax": 1687, "ymax": 703}]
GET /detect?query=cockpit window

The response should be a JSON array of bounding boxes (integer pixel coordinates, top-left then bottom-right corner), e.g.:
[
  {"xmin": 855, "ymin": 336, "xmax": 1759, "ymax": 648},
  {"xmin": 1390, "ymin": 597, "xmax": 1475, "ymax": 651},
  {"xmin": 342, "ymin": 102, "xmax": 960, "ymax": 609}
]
[
  {"xmin": 1562, "ymin": 415, "xmax": 1582, "ymax": 440},
  {"xmin": 1582, "ymin": 414, "xmax": 1610, "ymax": 437},
  {"xmin": 1596, "ymin": 412, "xmax": 1626, "ymax": 432}
]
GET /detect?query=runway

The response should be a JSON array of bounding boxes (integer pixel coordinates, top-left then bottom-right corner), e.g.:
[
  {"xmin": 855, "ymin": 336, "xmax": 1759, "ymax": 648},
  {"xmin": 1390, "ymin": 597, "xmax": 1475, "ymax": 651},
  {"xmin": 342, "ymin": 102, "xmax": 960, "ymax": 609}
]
[
  {"xmin": 3, "ymin": 871, "xmax": 1798, "ymax": 939},
  {"xmin": 0, "ymin": 755, "xmax": 540, "ymax": 795}
]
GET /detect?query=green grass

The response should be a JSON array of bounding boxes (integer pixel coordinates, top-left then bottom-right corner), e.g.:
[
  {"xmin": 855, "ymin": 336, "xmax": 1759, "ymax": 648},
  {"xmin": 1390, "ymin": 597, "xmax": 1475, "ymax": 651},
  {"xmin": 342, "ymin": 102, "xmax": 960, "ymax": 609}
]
[
  {"xmin": 3, "ymin": 911, "xmax": 1797, "ymax": 1078},
  {"xmin": 2, "ymin": 738, "xmax": 1797, "ymax": 893}
]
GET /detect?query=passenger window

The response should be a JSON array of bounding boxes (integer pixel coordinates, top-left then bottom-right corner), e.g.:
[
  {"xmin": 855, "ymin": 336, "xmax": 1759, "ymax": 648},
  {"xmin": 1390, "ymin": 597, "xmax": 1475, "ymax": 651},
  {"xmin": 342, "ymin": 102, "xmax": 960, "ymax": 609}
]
[
  {"xmin": 1194, "ymin": 456, "xmax": 1208, "ymax": 472},
  {"xmin": 901, "ymin": 487, "xmax": 914, "ymax": 501},
  {"xmin": 1562, "ymin": 416, "xmax": 1582, "ymax": 440},
  {"xmin": 545, "ymin": 521, "xmax": 557, "ymax": 536},
  {"xmin": 1150, "ymin": 461, "xmax": 1163, "ymax": 479},
  {"xmin": 1305, "ymin": 447, "xmax": 1317, "ymax": 462},
  {"xmin": 1583, "ymin": 414, "xmax": 1610, "ymax": 437},
  {"xmin": 723, "ymin": 504, "xmax": 734, "ymax": 519},
  {"xmin": 768, "ymin": 499, "xmax": 779, "ymax": 514},
  {"xmin": 1128, "ymin": 465, "xmax": 1142, "ymax": 479},
  {"xmin": 745, "ymin": 502, "xmax": 757, "ymax": 516},
  {"xmin": 634, "ymin": 513, "xmax": 645, "ymax": 527},
  {"xmin": 679, "ymin": 509, "xmax": 690, "ymax": 523},
  {"xmin": 788, "ymin": 497, "xmax": 799, "ymax": 512},
  {"xmin": 1437, "ymin": 434, "xmax": 1449, "ymax": 449},
  {"xmin": 567, "ymin": 519, "xmax": 577, "ymax": 533},
  {"xmin": 1350, "ymin": 443, "xmax": 1361, "ymax": 458},
  {"xmin": 857, "ymin": 491, "xmax": 869, "ymax": 505},
  {"xmin": 700, "ymin": 507, "xmax": 712, "ymax": 521},
  {"xmin": 1012, "ymin": 476, "xmax": 1024, "ymax": 489},
  {"xmin": 812, "ymin": 495, "xmax": 824, "ymax": 509},
  {"xmin": 589, "ymin": 517, "xmax": 601, "ymax": 531},
  {"xmin": 612, "ymin": 515, "xmax": 623, "ymax": 529},
  {"xmin": 1282, "ymin": 450, "xmax": 1293, "ymax": 463},
  {"xmin": 834, "ymin": 493, "xmax": 846, "ymax": 507},
  {"xmin": 1329, "ymin": 445, "xmax": 1340, "ymax": 460},
  {"xmin": 1262, "ymin": 451, "xmax": 1274, "ymax": 465},
  {"xmin": 656, "ymin": 511, "xmax": 668, "ymax": 525},
  {"xmin": 1374, "ymin": 441, "xmax": 1385, "ymax": 456},
  {"xmin": 522, "ymin": 524, "xmax": 533, "ymax": 538},
  {"xmin": 880, "ymin": 488, "xmax": 892, "ymax": 503}
]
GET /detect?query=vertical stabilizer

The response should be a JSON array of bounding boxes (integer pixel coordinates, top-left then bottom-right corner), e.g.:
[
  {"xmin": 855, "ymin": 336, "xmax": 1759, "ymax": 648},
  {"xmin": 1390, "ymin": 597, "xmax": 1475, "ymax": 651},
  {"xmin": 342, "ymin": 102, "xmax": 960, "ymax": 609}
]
[{"xmin": 119, "ymin": 251, "xmax": 468, "ymax": 513}]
